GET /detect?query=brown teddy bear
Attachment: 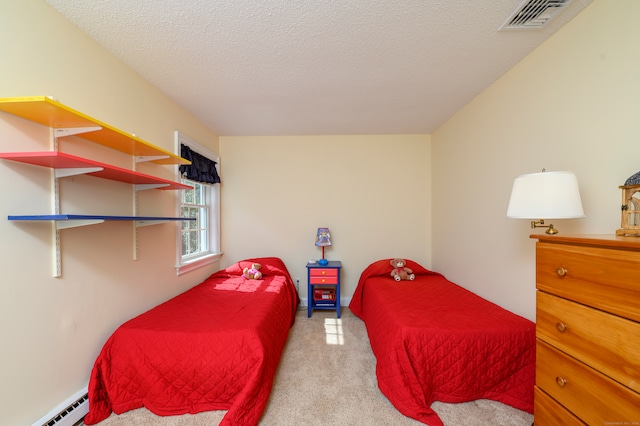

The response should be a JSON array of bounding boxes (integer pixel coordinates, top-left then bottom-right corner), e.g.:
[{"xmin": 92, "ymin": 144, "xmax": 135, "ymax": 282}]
[
  {"xmin": 243, "ymin": 263, "xmax": 263, "ymax": 280},
  {"xmin": 390, "ymin": 258, "xmax": 415, "ymax": 281}
]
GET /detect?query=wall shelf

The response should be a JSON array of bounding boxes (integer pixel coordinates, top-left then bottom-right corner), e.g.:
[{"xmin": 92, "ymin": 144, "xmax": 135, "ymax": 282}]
[
  {"xmin": 8, "ymin": 214, "xmax": 194, "ymax": 229},
  {"xmin": 0, "ymin": 95, "xmax": 194, "ymax": 277},
  {"xmin": 0, "ymin": 151, "xmax": 192, "ymax": 190},
  {"xmin": 0, "ymin": 96, "xmax": 190, "ymax": 165}
]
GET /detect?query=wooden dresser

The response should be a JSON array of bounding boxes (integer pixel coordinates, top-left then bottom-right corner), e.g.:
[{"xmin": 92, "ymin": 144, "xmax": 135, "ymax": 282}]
[{"xmin": 532, "ymin": 234, "xmax": 640, "ymax": 425}]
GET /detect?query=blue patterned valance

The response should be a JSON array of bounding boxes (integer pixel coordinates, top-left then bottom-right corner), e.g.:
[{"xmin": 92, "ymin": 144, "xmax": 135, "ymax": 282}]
[{"xmin": 179, "ymin": 144, "xmax": 221, "ymax": 184}]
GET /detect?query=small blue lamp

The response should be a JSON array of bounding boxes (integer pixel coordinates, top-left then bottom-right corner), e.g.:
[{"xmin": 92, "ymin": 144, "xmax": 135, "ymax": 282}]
[{"xmin": 315, "ymin": 227, "xmax": 331, "ymax": 266}]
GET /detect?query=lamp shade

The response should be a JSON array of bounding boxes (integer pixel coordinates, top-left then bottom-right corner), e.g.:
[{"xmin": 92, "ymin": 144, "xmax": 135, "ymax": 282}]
[
  {"xmin": 507, "ymin": 171, "xmax": 585, "ymax": 219},
  {"xmin": 315, "ymin": 227, "xmax": 332, "ymax": 247}
]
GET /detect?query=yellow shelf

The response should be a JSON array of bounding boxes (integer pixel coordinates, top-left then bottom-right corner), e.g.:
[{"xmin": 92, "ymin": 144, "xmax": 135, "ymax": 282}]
[{"xmin": 0, "ymin": 96, "xmax": 189, "ymax": 165}]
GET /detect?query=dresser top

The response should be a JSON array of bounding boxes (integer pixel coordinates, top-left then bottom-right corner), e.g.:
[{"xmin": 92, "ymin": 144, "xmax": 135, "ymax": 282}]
[{"xmin": 531, "ymin": 234, "xmax": 640, "ymax": 250}]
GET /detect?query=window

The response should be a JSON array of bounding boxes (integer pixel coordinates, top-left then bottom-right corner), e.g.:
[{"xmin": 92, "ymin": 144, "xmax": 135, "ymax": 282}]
[
  {"xmin": 181, "ymin": 180, "xmax": 209, "ymax": 258},
  {"xmin": 174, "ymin": 131, "xmax": 221, "ymax": 275}
]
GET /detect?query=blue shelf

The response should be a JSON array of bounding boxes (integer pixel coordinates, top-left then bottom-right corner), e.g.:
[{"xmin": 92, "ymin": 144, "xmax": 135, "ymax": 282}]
[
  {"xmin": 8, "ymin": 214, "xmax": 195, "ymax": 229},
  {"xmin": 9, "ymin": 214, "xmax": 192, "ymax": 221}
]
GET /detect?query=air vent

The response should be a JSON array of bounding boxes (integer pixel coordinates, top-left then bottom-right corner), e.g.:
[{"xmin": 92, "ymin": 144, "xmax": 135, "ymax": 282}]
[{"xmin": 499, "ymin": 0, "xmax": 573, "ymax": 30}]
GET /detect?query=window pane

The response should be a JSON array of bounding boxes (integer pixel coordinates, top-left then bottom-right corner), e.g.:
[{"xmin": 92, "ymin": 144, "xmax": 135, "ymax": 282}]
[
  {"xmin": 182, "ymin": 232, "xmax": 189, "ymax": 255},
  {"xmin": 189, "ymin": 230, "xmax": 198, "ymax": 253},
  {"xmin": 199, "ymin": 228, "xmax": 208, "ymax": 251},
  {"xmin": 184, "ymin": 187, "xmax": 194, "ymax": 204},
  {"xmin": 189, "ymin": 208, "xmax": 197, "ymax": 229},
  {"xmin": 195, "ymin": 183, "xmax": 202, "ymax": 205},
  {"xmin": 181, "ymin": 207, "xmax": 189, "ymax": 230}
]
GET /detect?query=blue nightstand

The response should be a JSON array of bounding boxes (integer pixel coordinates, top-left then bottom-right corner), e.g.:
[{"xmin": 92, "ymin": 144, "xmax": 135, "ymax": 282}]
[{"xmin": 307, "ymin": 260, "xmax": 342, "ymax": 318}]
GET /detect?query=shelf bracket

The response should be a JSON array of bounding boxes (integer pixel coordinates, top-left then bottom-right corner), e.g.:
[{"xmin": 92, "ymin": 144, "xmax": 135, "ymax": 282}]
[
  {"xmin": 54, "ymin": 126, "xmax": 102, "ymax": 138},
  {"xmin": 51, "ymin": 128, "xmax": 62, "ymax": 277},
  {"xmin": 55, "ymin": 167, "xmax": 103, "ymax": 178},
  {"xmin": 132, "ymin": 182, "xmax": 138, "ymax": 261},
  {"xmin": 56, "ymin": 219, "xmax": 105, "ymax": 230},
  {"xmin": 135, "ymin": 183, "xmax": 170, "ymax": 191},
  {"xmin": 136, "ymin": 155, "xmax": 170, "ymax": 163},
  {"xmin": 136, "ymin": 220, "xmax": 169, "ymax": 227}
]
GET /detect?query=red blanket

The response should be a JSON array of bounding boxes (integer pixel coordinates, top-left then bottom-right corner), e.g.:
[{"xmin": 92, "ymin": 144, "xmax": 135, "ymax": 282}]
[
  {"xmin": 84, "ymin": 257, "xmax": 298, "ymax": 426},
  {"xmin": 349, "ymin": 259, "xmax": 535, "ymax": 426}
]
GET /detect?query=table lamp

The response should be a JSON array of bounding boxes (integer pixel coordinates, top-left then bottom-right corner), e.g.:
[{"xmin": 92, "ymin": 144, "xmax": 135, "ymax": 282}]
[
  {"xmin": 315, "ymin": 227, "xmax": 331, "ymax": 265},
  {"xmin": 507, "ymin": 170, "xmax": 585, "ymax": 234}
]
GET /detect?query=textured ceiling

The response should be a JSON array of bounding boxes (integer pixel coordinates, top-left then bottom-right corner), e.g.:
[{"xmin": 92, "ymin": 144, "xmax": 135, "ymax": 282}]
[{"xmin": 45, "ymin": 0, "xmax": 593, "ymax": 136}]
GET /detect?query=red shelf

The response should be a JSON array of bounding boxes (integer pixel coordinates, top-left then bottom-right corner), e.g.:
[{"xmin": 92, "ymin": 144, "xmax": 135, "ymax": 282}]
[{"xmin": 0, "ymin": 151, "xmax": 192, "ymax": 190}]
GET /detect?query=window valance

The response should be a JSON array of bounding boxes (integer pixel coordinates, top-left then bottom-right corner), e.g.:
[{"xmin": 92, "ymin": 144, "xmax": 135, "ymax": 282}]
[{"xmin": 179, "ymin": 144, "xmax": 221, "ymax": 184}]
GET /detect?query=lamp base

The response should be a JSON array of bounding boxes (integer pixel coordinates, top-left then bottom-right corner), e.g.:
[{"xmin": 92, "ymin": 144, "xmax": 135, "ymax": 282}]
[
  {"xmin": 317, "ymin": 259, "xmax": 329, "ymax": 266},
  {"xmin": 531, "ymin": 219, "xmax": 560, "ymax": 234},
  {"xmin": 545, "ymin": 224, "xmax": 559, "ymax": 234}
]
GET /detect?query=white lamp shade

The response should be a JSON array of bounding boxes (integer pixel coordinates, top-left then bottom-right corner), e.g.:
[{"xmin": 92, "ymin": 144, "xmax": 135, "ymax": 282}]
[{"xmin": 507, "ymin": 171, "xmax": 585, "ymax": 219}]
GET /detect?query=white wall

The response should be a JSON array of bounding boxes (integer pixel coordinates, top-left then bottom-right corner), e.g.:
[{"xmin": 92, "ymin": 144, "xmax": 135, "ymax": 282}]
[
  {"xmin": 431, "ymin": 0, "xmax": 640, "ymax": 321},
  {"xmin": 219, "ymin": 135, "xmax": 432, "ymax": 301},
  {"xmin": 0, "ymin": 1, "xmax": 219, "ymax": 424}
]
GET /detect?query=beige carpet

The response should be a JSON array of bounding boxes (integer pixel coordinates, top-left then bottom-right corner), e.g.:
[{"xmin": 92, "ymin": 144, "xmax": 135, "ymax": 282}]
[{"xmin": 87, "ymin": 308, "xmax": 534, "ymax": 426}]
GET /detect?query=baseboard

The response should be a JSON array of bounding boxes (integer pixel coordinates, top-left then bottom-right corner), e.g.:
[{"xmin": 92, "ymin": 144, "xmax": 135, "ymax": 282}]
[{"xmin": 31, "ymin": 387, "xmax": 88, "ymax": 426}]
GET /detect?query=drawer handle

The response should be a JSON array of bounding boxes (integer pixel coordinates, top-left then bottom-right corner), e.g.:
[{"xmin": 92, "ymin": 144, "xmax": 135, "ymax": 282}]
[
  {"xmin": 555, "ymin": 376, "xmax": 567, "ymax": 387},
  {"xmin": 322, "ymin": 271, "xmax": 326, "ymax": 275},
  {"xmin": 556, "ymin": 267, "xmax": 567, "ymax": 277},
  {"xmin": 321, "ymin": 279, "xmax": 326, "ymax": 283},
  {"xmin": 556, "ymin": 322, "xmax": 567, "ymax": 332}
]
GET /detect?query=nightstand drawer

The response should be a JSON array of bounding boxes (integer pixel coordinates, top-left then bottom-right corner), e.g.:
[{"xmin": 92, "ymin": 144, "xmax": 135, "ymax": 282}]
[
  {"xmin": 309, "ymin": 276, "xmax": 338, "ymax": 284},
  {"xmin": 309, "ymin": 268, "xmax": 339, "ymax": 277},
  {"xmin": 533, "ymin": 386, "xmax": 585, "ymax": 426},
  {"xmin": 536, "ymin": 242, "xmax": 640, "ymax": 322},
  {"xmin": 536, "ymin": 340, "xmax": 640, "ymax": 424},
  {"xmin": 309, "ymin": 268, "xmax": 338, "ymax": 284},
  {"xmin": 536, "ymin": 291, "xmax": 640, "ymax": 393}
]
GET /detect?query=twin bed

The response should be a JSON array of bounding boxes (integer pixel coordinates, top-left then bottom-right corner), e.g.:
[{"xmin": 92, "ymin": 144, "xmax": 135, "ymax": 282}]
[
  {"xmin": 83, "ymin": 257, "xmax": 298, "ymax": 426},
  {"xmin": 349, "ymin": 259, "xmax": 536, "ymax": 426},
  {"xmin": 84, "ymin": 257, "xmax": 534, "ymax": 426}
]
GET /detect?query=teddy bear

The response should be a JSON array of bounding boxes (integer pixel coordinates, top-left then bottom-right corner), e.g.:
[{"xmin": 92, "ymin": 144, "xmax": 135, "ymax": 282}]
[
  {"xmin": 390, "ymin": 258, "xmax": 415, "ymax": 281},
  {"xmin": 243, "ymin": 263, "xmax": 263, "ymax": 280}
]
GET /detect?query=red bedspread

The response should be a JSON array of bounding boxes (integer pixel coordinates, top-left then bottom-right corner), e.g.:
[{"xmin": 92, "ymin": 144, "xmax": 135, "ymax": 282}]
[
  {"xmin": 84, "ymin": 257, "xmax": 298, "ymax": 426},
  {"xmin": 349, "ymin": 259, "xmax": 535, "ymax": 426}
]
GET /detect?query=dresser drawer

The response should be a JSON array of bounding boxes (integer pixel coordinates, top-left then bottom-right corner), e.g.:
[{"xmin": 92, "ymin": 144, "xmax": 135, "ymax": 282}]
[
  {"xmin": 536, "ymin": 242, "xmax": 640, "ymax": 322},
  {"xmin": 536, "ymin": 291, "xmax": 640, "ymax": 393},
  {"xmin": 534, "ymin": 386, "xmax": 585, "ymax": 426},
  {"xmin": 536, "ymin": 340, "xmax": 640, "ymax": 424}
]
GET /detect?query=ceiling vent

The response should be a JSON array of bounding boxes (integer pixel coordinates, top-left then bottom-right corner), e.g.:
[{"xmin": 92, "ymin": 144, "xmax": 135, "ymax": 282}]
[{"xmin": 498, "ymin": 0, "xmax": 573, "ymax": 30}]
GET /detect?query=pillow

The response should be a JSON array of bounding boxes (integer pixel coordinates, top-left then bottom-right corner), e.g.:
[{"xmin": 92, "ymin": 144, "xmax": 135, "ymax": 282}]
[
  {"xmin": 361, "ymin": 258, "xmax": 434, "ymax": 279},
  {"xmin": 213, "ymin": 257, "xmax": 291, "ymax": 278},
  {"xmin": 349, "ymin": 259, "xmax": 440, "ymax": 318}
]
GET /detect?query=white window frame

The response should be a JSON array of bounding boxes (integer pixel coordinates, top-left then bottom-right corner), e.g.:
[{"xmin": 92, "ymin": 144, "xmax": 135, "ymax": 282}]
[{"xmin": 174, "ymin": 131, "xmax": 221, "ymax": 276}]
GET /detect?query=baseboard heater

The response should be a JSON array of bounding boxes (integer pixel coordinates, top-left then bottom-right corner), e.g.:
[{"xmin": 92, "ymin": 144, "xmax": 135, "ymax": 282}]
[{"xmin": 32, "ymin": 387, "xmax": 89, "ymax": 426}]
